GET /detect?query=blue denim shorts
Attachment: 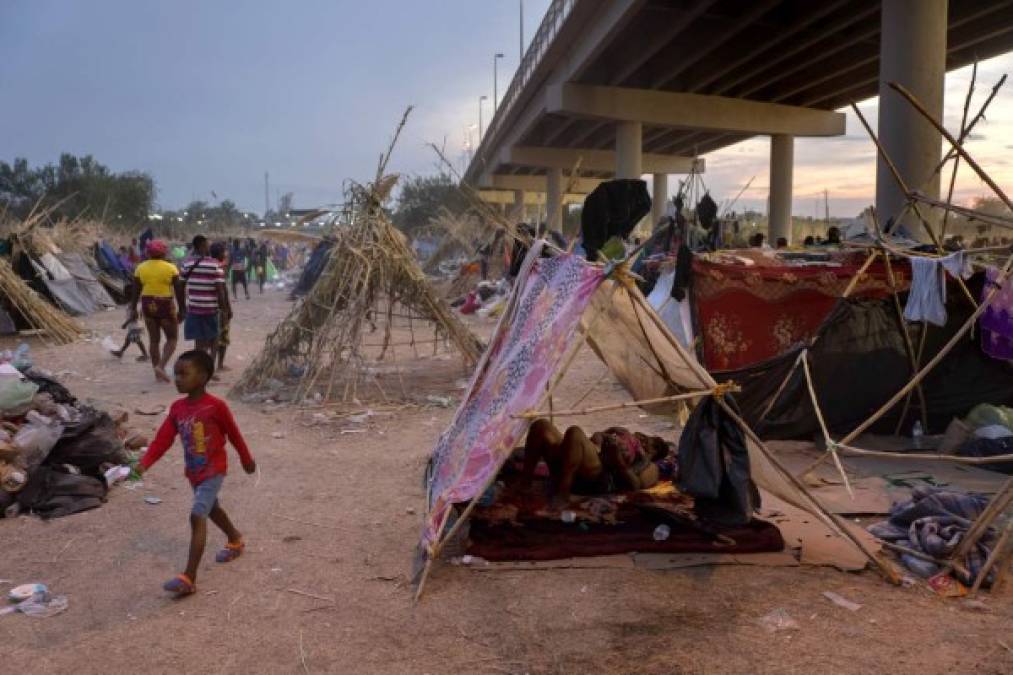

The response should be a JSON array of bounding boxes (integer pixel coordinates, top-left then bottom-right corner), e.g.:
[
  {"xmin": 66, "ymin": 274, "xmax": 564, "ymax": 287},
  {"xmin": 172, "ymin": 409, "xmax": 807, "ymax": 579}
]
[
  {"xmin": 184, "ymin": 312, "xmax": 220, "ymax": 342},
  {"xmin": 191, "ymin": 474, "xmax": 224, "ymax": 517}
]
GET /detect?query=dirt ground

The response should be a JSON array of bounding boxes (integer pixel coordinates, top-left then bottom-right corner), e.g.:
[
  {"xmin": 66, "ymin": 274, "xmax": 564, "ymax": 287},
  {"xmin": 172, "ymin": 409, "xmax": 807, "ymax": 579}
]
[{"xmin": 1, "ymin": 287, "xmax": 1011, "ymax": 675}]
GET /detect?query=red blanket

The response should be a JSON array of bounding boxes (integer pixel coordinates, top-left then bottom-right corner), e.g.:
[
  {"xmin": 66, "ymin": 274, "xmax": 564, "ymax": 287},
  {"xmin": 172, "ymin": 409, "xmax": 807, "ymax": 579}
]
[{"xmin": 694, "ymin": 250, "xmax": 909, "ymax": 370}]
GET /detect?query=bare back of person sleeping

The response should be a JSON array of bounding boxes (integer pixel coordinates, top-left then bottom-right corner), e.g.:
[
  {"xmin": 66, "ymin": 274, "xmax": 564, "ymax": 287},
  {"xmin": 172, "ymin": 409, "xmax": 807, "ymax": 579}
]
[{"xmin": 517, "ymin": 418, "xmax": 674, "ymax": 505}]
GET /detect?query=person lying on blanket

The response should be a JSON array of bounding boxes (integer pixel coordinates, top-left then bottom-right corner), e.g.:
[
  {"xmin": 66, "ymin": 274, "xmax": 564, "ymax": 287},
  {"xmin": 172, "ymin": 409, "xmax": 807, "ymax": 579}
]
[{"xmin": 517, "ymin": 418, "xmax": 675, "ymax": 504}]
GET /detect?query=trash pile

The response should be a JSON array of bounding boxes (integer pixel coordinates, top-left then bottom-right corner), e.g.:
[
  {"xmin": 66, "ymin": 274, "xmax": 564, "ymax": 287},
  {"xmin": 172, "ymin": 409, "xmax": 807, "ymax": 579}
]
[
  {"xmin": 0, "ymin": 345, "xmax": 145, "ymax": 520},
  {"xmin": 1, "ymin": 582, "xmax": 68, "ymax": 619},
  {"xmin": 943, "ymin": 403, "xmax": 1013, "ymax": 473}
]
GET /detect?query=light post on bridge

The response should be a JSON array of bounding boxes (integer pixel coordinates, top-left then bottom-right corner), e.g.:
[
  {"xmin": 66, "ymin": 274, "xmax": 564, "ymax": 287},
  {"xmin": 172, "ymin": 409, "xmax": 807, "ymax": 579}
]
[
  {"xmin": 479, "ymin": 95, "xmax": 488, "ymax": 144},
  {"xmin": 493, "ymin": 52, "xmax": 504, "ymax": 113}
]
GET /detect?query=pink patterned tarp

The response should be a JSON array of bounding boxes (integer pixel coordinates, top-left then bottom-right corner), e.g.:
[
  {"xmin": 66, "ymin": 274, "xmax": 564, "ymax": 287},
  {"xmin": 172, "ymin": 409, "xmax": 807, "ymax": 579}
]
[{"xmin": 421, "ymin": 252, "xmax": 604, "ymax": 550}]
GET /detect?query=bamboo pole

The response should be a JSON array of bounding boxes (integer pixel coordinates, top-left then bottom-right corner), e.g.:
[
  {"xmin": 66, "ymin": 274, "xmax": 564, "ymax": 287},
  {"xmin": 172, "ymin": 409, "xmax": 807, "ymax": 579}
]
[
  {"xmin": 872, "ymin": 207, "xmax": 930, "ymax": 430},
  {"xmin": 841, "ymin": 250, "xmax": 878, "ymax": 298},
  {"xmin": 836, "ymin": 443, "xmax": 1013, "ymax": 465},
  {"xmin": 969, "ymin": 521, "xmax": 1012, "ymax": 597},
  {"xmin": 880, "ymin": 540, "xmax": 948, "ymax": 566},
  {"xmin": 940, "ymin": 60, "xmax": 977, "ymax": 241},
  {"xmin": 799, "ymin": 349, "xmax": 853, "ymax": 498},
  {"xmin": 758, "ymin": 350, "xmax": 805, "ymax": 424},
  {"xmin": 512, "ymin": 387, "xmax": 735, "ymax": 420},
  {"xmin": 839, "ymin": 251, "xmax": 1013, "ymax": 447},
  {"xmin": 889, "ymin": 81, "xmax": 1013, "ymax": 213},
  {"xmin": 850, "ymin": 102, "xmax": 978, "ymax": 308}
]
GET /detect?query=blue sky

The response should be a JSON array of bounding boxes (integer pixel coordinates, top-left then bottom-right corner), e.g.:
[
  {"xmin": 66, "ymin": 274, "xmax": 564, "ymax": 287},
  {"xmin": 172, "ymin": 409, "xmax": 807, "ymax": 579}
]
[{"xmin": 2, "ymin": 1, "xmax": 1011, "ymax": 218}]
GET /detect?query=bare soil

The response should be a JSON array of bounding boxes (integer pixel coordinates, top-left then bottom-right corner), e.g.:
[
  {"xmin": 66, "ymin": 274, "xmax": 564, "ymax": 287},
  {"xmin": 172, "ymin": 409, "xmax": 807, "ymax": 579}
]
[{"xmin": 1, "ymin": 288, "xmax": 1010, "ymax": 674}]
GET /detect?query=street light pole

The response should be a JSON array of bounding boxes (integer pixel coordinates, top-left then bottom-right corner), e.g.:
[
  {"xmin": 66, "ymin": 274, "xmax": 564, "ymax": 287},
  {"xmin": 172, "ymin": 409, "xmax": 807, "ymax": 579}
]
[
  {"xmin": 520, "ymin": 0, "xmax": 524, "ymax": 63},
  {"xmin": 493, "ymin": 52, "xmax": 504, "ymax": 112},
  {"xmin": 479, "ymin": 95, "xmax": 488, "ymax": 144}
]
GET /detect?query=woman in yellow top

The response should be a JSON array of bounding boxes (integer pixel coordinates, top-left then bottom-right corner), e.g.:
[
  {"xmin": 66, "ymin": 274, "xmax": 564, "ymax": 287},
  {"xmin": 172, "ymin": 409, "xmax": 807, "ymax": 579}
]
[{"xmin": 129, "ymin": 240, "xmax": 186, "ymax": 382}]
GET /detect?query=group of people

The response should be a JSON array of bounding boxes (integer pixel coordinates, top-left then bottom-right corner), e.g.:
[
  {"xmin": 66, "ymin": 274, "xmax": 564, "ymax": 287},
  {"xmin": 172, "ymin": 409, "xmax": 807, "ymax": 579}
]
[{"xmin": 118, "ymin": 235, "xmax": 271, "ymax": 383}]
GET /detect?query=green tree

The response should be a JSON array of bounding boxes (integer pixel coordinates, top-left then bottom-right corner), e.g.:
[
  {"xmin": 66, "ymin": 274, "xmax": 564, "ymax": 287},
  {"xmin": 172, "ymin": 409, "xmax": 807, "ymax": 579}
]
[{"xmin": 392, "ymin": 173, "xmax": 468, "ymax": 235}]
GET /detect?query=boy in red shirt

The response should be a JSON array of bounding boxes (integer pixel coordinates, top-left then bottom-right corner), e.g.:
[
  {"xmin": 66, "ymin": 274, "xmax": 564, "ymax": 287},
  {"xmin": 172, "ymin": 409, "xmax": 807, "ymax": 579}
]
[{"xmin": 136, "ymin": 350, "xmax": 256, "ymax": 596}]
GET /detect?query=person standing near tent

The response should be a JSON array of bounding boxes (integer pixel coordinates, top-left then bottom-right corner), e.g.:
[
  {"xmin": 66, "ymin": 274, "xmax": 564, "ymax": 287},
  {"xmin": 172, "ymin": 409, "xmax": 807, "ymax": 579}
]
[
  {"xmin": 129, "ymin": 239, "xmax": 185, "ymax": 383},
  {"xmin": 181, "ymin": 235, "xmax": 230, "ymax": 363},
  {"xmin": 230, "ymin": 239, "xmax": 250, "ymax": 301}
]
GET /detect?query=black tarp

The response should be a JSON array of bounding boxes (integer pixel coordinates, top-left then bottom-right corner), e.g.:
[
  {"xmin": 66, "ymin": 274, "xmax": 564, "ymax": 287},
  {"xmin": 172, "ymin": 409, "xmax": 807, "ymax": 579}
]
[
  {"xmin": 290, "ymin": 237, "xmax": 334, "ymax": 298},
  {"xmin": 581, "ymin": 179, "xmax": 651, "ymax": 261},
  {"xmin": 714, "ymin": 275, "xmax": 1013, "ymax": 439}
]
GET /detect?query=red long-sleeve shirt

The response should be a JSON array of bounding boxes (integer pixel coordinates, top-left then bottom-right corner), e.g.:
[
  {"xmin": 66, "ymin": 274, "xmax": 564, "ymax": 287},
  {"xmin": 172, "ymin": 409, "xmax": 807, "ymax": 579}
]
[{"xmin": 139, "ymin": 393, "xmax": 253, "ymax": 486}]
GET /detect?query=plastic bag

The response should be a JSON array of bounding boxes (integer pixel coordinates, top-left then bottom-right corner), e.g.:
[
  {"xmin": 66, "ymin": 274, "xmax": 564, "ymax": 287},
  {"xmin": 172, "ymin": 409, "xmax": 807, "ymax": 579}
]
[
  {"xmin": 965, "ymin": 404, "xmax": 1013, "ymax": 431},
  {"xmin": 757, "ymin": 608, "xmax": 799, "ymax": 633},
  {"xmin": 0, "ymin": 376, "xmax": 39, "ymax": 416},
  {"xmin": 13, "ymin": 411, "xmax": 64, "ymax": 470},
  {"xmin": 101, "ymin": 336, "xmax": 119, "ymax": 353},
  {"xmin": 13, "ymin": 592, "xmax": 68, "ymax": 618}
]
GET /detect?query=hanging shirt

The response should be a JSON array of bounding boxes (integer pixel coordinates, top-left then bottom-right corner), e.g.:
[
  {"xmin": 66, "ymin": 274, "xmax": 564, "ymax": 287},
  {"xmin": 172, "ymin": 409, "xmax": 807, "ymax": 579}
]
[
  {"xmin": 903, "ymin": 252, "xmax": 972, "ymax": 327},
  {"xmin": 139, "ymin": 393, "xmax": 253, "ymax": 486}
]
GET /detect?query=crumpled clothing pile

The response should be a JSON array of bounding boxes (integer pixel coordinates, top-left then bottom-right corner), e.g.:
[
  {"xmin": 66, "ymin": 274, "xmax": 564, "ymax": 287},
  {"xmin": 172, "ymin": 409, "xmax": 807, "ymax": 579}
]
[{"xmin": 868, "ymin": 486, "xmax": 998, "ymax": 586}]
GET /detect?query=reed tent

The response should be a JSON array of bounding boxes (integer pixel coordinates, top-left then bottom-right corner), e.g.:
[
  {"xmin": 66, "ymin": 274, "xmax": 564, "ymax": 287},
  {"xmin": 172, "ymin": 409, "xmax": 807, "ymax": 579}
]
[{"xmin": 231, "ymin": 173, "xmax": 484, "ymax": 405}]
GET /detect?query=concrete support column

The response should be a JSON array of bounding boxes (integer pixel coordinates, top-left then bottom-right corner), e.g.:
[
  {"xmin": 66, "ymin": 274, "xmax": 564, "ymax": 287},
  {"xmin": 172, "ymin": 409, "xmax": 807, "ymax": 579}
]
[
  {"xmin": 615, "ymin": 121, "xmax": 643, "ymax": 179},
  {"xmin": 512, "ymin": 189, "xmax": 526, "ymax": 223},
  {"xmin": 546, "ymin": 168, "xmax": 563, "ymax": 233},
  {"xmin": 769, "ymin": 134, "xmax": 794, "ymax": 244},
  {"xmin": 652, "ymin": 173, "xmax": 669, "ymax": 225},
  {"xmin": 876, "ymin": 0, "xmax": 947, "ymax": 237}
]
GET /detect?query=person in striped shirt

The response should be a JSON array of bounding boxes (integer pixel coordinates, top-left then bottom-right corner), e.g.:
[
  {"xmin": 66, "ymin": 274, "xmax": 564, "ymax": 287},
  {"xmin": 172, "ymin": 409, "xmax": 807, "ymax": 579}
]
[{"xmin": 181, "ymin": 235, "xmax": 231, "ymax": 360}]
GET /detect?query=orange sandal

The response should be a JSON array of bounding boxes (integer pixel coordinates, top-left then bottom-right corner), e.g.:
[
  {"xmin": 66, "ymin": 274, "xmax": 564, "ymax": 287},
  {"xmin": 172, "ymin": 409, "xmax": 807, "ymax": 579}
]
[
  {"xmin": 163, "ymin": 573, "xmax": 196, "ymax": 596},
  {"xmin": 215, "ymin": 540, "xmax": 244, "ymax": 563}
]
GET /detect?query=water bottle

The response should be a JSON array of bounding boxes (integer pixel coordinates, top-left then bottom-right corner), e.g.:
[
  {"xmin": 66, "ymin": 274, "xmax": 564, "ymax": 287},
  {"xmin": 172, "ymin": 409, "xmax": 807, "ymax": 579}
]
[{"xmin": 912, "ymin": 421, "xmax": 924, "ymax": 450}]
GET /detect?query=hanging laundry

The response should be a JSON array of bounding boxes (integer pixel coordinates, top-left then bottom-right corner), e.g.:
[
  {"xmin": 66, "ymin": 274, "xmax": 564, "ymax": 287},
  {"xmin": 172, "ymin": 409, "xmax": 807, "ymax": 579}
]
[
  {"xmin": 902, "ymin": 252, "xmax": 973, "ymax": 327},
  {"xmin": 980, "ymin": 266, "xmax": 1013, "ymax": 360}
]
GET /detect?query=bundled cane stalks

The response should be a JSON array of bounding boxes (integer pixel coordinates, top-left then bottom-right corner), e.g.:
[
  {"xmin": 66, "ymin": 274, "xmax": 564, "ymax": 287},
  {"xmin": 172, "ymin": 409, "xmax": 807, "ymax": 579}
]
[{"xmin": 231, "ymin": 108, "xmax": 484, "ymax": 404}]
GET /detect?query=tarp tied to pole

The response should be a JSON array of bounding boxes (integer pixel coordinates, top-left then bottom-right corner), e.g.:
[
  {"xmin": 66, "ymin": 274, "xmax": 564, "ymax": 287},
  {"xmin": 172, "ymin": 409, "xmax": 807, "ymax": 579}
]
[{"xmin": 421, "ymin": 252, "xmax": 603, "ymax": 550}]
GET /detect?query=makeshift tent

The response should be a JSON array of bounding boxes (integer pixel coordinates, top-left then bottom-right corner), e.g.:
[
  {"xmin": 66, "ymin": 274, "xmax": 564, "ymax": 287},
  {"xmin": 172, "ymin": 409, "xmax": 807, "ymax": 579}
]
[
  {"xmin": 414, "ymin": 243, "xmax": 891, "ymax": 598},
  {"xmin": 716, "ymin": 278, "xmax": 1013, "ymax": 440},
  {"xmin": 231, "ymin": 173, "xmax": 485, "ymax": 404},
  {"xmin": 11, "ymin": 230, "xmax": 115, "ymax": 316},
  {"xmin": 0, "ymin": 258, "xmax": 83, "ymax": 344},
  {"xmin": 692, "ymin": 249, "xmax": 908, "ymax": 370}
]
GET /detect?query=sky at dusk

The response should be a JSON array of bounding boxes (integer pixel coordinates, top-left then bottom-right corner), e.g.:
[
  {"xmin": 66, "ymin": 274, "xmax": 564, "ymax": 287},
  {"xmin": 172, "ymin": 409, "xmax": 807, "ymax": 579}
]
[{"xmin": 2, "ymin": 1, "xmax": 1012, "ymax": 218}]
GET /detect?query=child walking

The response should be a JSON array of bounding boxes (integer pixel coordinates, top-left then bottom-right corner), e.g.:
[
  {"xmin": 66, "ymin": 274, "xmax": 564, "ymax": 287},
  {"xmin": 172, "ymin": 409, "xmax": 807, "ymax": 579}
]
[
  {"xmin": 111, "ymin": 308, "xmax": 149, "ymax": 361},
  {"xmin": 136, "ymin": 350, "xmax": 256, "ymax": 596}
]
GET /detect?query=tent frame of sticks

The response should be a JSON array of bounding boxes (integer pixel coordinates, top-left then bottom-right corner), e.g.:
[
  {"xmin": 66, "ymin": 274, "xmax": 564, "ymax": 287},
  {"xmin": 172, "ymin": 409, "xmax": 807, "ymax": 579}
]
[
  {"xmin": 413, "ymin": 78, "xmax": 1013, "ymax": 600},
  {"xmin": 231, "ymin": 110, "xmax": 484, "ymax": 405}
]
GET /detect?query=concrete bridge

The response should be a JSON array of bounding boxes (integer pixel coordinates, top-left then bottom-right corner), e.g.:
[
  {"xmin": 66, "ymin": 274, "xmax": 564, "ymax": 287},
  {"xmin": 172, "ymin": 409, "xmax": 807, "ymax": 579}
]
[{"xmin": 466, "ymin": 0, "xmax": 1013, "ymax": 241}]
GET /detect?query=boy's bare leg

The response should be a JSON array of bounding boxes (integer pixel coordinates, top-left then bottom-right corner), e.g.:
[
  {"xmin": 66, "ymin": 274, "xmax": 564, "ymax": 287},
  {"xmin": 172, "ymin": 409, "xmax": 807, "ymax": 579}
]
[
  {"xmin": 135, "ymin": 339, "xmax": 149, "ymax": 361},
  {"xmin": 209, "ymin": 501, "xmax": 242, "ymax": 544},
  {"xmin": 185, "ymin": 514, "xmax": 208, "ymax": 582}
]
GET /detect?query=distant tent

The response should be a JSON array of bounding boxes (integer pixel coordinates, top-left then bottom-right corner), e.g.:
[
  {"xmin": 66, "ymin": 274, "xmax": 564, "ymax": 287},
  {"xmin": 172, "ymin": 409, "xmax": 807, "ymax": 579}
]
[{"xmin": 289, "ymin": 237, "xmax": 334, "ymax": 299}]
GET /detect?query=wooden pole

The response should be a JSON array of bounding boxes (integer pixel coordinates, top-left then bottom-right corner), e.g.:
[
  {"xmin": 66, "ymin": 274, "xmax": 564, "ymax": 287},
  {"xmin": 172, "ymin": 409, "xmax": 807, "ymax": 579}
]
[
  {"xmin": 836, "ymin": 443, "xmax": 1013, "ymax": 465},
  {"xmin": 839, "ymin": 252, "xmax": 1013, "ymax": 447},
  {"xmin": 758, "ymin": 350, "xmax": 805, "ymax": 423},
  {"xmin": 889, "ymin": 81, "xmax": 1013, "ymax": 213},
  {"xmin": 512, "ymin": 387, "xmax": 734, "ymax": 419},
  {"xmin": 872, "ymin": 208, "xmax": 930, "ymax": 431},
  {"xmin": 969, "ymin": 520, "xmax": 1012, "ymax": 597},
  {"xmin": 841, "ymin": 250, "xmax": 878, "ymax": 298},
  {"xmin": 940, "ymin": 60, "xmax": 977, "ymax": 241},
  {"xmin": 851, "ymin": 102, "xmax": 978, "ymax": 308},
  {"xmin": 799, "ymin": 349, "xmax": 853, "ymax": 498}
]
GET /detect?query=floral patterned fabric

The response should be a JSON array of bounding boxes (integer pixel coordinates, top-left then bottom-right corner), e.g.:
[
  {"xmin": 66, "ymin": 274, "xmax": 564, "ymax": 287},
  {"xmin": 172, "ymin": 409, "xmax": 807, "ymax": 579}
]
[
  {"xmin": 421, "ymin": 253, "xmax": 604, "ymax": 550},
  {"xmin": 694, "ymin": 250, "xmax": 907, "ymax": 371}
]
